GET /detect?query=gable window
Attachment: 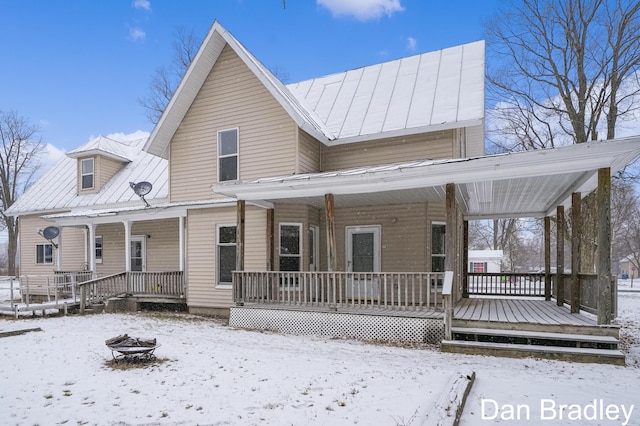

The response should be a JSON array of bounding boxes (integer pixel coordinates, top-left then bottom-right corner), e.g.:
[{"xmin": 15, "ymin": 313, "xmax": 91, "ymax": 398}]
[
  {"xmin": 36, "ymin": 243, "xmax": 53, "ymax": 264},
  {"xmin": 95, "ymin": 236, "xmax": 103, "ymax": 264},
  {"xmin": 81, "ymin": 158, "xmax": 94, "ymax": 189},
  {"xmin": 218, "ymin": 129, "xmax": 238, "ymax": 182},
  {"xmin": 431, "ymin": 223, "xmax": 446, "ymax": 272},
  {"xmin": 217, "ymin": 225, "xmax": 237, "ymax": 286},
  {"xmin": 280, "ymin": 223, "xmax": 302, "ymax": 271}
]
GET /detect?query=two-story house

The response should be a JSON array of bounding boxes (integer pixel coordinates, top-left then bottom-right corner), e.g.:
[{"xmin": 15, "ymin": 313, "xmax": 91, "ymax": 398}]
[{"xmin": 8, "ymin": 21, "xmax": 640, "ymax": 364}]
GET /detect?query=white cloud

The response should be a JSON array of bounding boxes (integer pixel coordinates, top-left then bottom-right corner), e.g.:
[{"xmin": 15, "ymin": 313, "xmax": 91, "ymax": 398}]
[
  {"xmin": 406, "ymin": 36, "xmax": 417, "ymax": 52},
  {"xmin": 105, "ymin": 130, "xmax": 150, "ymax": 142},
  {"xmin": 317, "ymin": 0, "xmax": 404, "ymax": 20},
  {"xmin": 132, "ymin": 0, "xmax": 151, "ymax": 11},
  {"xmin": 129, "ymin": 27, "xmax": 146, "ymax": 42}
]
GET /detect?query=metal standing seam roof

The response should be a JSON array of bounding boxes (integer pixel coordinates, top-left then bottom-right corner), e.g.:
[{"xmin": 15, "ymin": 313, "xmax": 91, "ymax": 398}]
[
  {"xmin": 286, "ymin": 40, "xmax": 485, "ymax": 144},
  {"xmin": 6, "ymin": 136, "xmax": 168, "ymax": 216},
  {"xmin": 144, "ymin": 21, "xmax": 485, "ymax": 158}
]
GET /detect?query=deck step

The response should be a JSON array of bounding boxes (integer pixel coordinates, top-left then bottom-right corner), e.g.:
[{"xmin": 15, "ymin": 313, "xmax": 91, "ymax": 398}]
[
  {"xmin": 441, "ymin": 340, "xmax": 626, "ymax": 366},
  {"xmin": 451, "ymin": 327, "xmax": 619, "ymax": 349}
]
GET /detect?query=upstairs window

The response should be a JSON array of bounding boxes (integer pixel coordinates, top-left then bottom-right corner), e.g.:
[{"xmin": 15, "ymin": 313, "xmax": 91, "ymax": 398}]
[
  {"xmin": 36, "ymin": 243, "xmax": 53, "ymax": 264},
  {"xmin": 81, "ymin": 158, "xmax": 94, "ymax": 189},
  {"xmin": 218, "ymin": 129, "xmax": 238, "ymax": 182}
]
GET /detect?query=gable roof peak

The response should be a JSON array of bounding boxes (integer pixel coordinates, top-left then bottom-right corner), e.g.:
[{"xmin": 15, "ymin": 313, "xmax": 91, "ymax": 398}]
[{"xmin": 144, "ymin": 20, "xmax": 335, "ymax": 159}]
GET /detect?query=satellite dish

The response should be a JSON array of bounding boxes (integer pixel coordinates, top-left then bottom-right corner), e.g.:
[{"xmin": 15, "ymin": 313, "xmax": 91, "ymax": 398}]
[
  {"xmin": 129, "ymin": 181, "xmax": 152, "ymax": 207},
  {"xmin": 131, "ymin": 181, "xmax": 152, "ymax": 196},
  {"xmin": 42, "ymin": 226, "xmax": 60, "ymax": 240}
]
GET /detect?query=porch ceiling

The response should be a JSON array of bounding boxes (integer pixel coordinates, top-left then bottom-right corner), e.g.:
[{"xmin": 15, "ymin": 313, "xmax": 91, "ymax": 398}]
[{"xmin": 213, "ymin": 136, "xmax": 640, "ymax": 219}]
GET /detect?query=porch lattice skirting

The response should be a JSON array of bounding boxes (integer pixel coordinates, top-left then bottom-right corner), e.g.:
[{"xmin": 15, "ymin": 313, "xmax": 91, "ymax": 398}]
[{"xmin": 229, "ymin": 307, "xmax": 445, "ymax": 343}]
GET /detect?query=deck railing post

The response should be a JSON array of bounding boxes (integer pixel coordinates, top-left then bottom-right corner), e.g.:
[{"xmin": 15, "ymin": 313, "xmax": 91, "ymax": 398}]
[{"xmin": 80, "ymin": 284, "xmax": 87, "ymax": 314}]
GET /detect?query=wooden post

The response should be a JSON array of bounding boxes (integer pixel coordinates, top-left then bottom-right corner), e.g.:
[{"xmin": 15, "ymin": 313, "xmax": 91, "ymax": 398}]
[
  {"xmin": 236, "ymin": 200, "xmax": 245, "ymax": 306},
  {"xmin": 325, "ymin": 194, "xmax": 337, "ymax": 272},
  {"xmin": 544, "ymin": 216, "xmax": 551, "ymax": 300},
  {"xmin": 266, "ymin": 209, "xmax": 274, "ymax": 271},
  {"xmin": 570, "ymin": 192, "xmax": 581, "ymax": 313},
  {"xmin": 445, "ymin": 183, "xmax": 456, "ymax": 298},
  {"xmin": 80, "ymin": 284, "xmax": 86, "ymax": 315},
  {"xmin": 462, "ymin": 220, "xmax": 469, "ymax": 298},
  {"xmin": 556, "ymin": 206, "xmax": 565, "ymax": 306},
  {"xmin": 597, "ymin": 168, "xmax": 612, "ymax": 324}
]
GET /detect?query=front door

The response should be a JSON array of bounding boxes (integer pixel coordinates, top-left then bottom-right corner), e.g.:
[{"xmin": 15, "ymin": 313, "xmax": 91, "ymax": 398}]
[
  {"xmin": 131, "ymin": 236, "xmax": 146, "ymax": 272},
  {"xmin": 346, "ymin": 226, "xmax": 381, "ymax": 298}
]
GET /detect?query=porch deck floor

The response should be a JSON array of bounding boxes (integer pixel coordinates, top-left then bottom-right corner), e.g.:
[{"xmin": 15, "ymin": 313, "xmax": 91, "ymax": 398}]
[{"xmin": 454, "ymin": 298, "xmax": 597, "ymax": 326}]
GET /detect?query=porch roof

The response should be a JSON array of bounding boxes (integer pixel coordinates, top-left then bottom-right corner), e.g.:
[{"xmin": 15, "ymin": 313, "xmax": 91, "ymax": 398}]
[{"xmin": 212, "ymin": 136, "xmax": 640, "ymax": 219}]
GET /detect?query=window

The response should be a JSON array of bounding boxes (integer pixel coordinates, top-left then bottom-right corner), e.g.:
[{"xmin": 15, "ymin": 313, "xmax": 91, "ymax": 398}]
[
  {"xmin": 217, "ymin": 225, "xmax": 237, "ymax": 286},
  {"xmin": 36, "ymin": 243, "xmax": 53, "ymax": 264},
  {"xmin": 81, "ymin": 158, "xmax": 94, "ymax": 189},
  {"xmin": 218, "ymin": 129, "xmax": 238, "ymax": 182},
  {"xmin": 95, "ymin": 236, "xmax": 103, "ymax": 264},
  {"xmin": 431, "ymin": 223, "xmax": 446, "ymax": 272},
  {"xmin": 279, "ymin": 223, "xmax": 302, "ymax": 271},
  {"xmin": 470, "ymin": 262, "xmax": 487, "ymax": 273}
]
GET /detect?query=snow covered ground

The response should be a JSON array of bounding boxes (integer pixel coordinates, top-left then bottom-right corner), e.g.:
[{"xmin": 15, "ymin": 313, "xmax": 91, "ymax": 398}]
[{"xmin": 0, "ymin": 291, "xmax": 638, "ymax": 425}]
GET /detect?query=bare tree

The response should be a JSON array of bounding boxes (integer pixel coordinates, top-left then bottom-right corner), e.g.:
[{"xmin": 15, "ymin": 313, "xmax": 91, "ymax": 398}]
[
  {"xmin": 486, "ymin": 0, "xmax": 640, "ymax": 148},
  {"xmin": 0, "ymin": 110, "xmax": 43, "ymax": 275},
  {"xmin": 485, "ymin": 0, "xmax": 640, "ymax": 271},
  {"xmin": 139, "ymin": 25, "xmax": 293, "ymax": 124},
  {"xmin": 139, "ymin": 26, "xmax": 201, "ymax": 124}
]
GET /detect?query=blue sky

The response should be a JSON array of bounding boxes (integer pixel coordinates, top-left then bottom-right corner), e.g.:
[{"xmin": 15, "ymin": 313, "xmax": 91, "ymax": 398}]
[{"xmin": 1, "ymin": 0, "xmax": 501, "ymax": 152}]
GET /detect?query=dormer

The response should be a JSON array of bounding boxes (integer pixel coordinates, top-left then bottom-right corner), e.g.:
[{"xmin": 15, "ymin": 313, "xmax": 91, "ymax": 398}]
[{"xmin": 67, "ymin": 136, "xmax": 132, "ymax": 195}]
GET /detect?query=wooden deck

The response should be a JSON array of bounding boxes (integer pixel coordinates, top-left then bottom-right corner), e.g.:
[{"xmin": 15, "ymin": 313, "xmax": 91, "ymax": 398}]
[{"xmin": 454, "ymin": 298, "xmax": 597, "ymax": 326}]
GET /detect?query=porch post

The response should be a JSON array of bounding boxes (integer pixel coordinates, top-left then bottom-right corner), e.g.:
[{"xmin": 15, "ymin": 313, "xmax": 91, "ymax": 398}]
[
  {"xmin": 445, "ymin": 183, "xmax": 457, "ymax": 298},
  {"xmin": 462, "ymin": 220, "xmax": 469, "ymax": 298},
  {"xmin": 88, "ymin": 224, "xmax": 96, "ymax": 277},
  {"xmin": 179, "ymin": 216, "xmax": 185, "ymax": 272},
  {"xmin": 597, "ymin": 167, "xmax": 612, "ymax": 324},
  {"xmin": 325, "ymin": 194, "xmax": 337, "ymax": 272},
  {"xmin": 123, "ymin": 220, "xmax": 131, "ymax": 272},
  {"xmin": 544, "ymin": 216, "xmax": 551, "ymax": 300},
  {"xmin": 236, "ymin": 200, "xmax": 245, "ymax": 272},
  {"xmin": 556, "ymin": 206, "xmax": 565, "ymax": 306},
  {"xmin": 570, "ymin": 192, "xmax": 581, "ymax": 313},
  {"xmin": 266, "ymin": 209, "xmax": 274, "ymax": 271},
  {"xmin": 56, "ymin": 226, "xmax": 63, "ymax": 271}
]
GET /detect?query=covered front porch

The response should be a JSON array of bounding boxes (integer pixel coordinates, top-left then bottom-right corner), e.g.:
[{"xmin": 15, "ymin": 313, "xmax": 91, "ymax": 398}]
[{"xmin": 217, "ymin": 138, "xmax": 640, "ymax": 363}]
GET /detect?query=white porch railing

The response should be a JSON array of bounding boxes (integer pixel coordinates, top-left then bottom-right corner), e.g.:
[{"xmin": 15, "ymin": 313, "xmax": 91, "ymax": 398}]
[{"xmin": 233, "ymin": 271, "xmax": 445, "ymax": 310}]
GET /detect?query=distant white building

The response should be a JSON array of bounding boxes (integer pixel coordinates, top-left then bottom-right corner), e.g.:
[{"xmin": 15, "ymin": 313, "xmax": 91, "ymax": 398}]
[
  {"xmin": 468, "ymin": 250, "xmax": 503, "ymax": 273},
  {"xmin": 618, "ymin": 254, "xmax": 638, "ymax": 279}
]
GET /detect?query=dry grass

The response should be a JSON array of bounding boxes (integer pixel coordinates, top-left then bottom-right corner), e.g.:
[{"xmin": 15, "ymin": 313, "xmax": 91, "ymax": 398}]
[{"xmin": 104, "ymin": 355, "xmax": 170, "ymax": 370}]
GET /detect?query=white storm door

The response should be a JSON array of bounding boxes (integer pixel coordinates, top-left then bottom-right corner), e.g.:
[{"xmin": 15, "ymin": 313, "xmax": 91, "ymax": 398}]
[
  {"xmin": 130, "ymin": 236, "xmax": 146, "ymax": 272},
  {"xmin": 346, "ymin": 226, "xmax": 381, "ymax": 299}
]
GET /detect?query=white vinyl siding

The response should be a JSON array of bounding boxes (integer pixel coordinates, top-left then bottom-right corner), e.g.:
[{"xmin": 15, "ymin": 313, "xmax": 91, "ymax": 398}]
[{"xmin": 321, "ymin": 130, "xmax": 455, "ymax": 171}]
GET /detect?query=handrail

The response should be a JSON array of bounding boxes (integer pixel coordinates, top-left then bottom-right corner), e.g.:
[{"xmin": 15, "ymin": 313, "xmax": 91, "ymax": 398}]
[
  {"xmin": 467, "ymin": 272, "xmax": 545, "ymax": 297},
  {"xmin": 76, "ymin": 271, "xmax": 185, "ymax": 313},
  {"xmin": 234, "ymin": 271, "xmax": 445, "ymax": 311}
]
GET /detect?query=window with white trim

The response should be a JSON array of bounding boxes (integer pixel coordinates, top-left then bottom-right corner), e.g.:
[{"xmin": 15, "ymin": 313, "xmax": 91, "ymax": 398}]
[
  {"xmin": 431, "ymin": 223, "xmax": 446, "ymax": 272},
  {"xmin": 36, "ymin": 243, "xmax": 53, "ymax": 264},
  {"xmin": 95, "ymin": 236, "xmax": 103, "ymax": 264},
  {"xmin": 279, "ymin": 223, "xmax": 302, "ymax": 271},
  {"xmin": 217, "ymin": 225, "xmax": 237, "ymax": 286},
  {"xmin": 470, "ymin": 261, "xmax": 487, "ymax": 273},
  {"xmin": 218, "ymin": 129, "xmax": 238, "ymax": 182},
  {"xmin": 81, "ymin": 158, "xmax": 94, "ymax": 189}
]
